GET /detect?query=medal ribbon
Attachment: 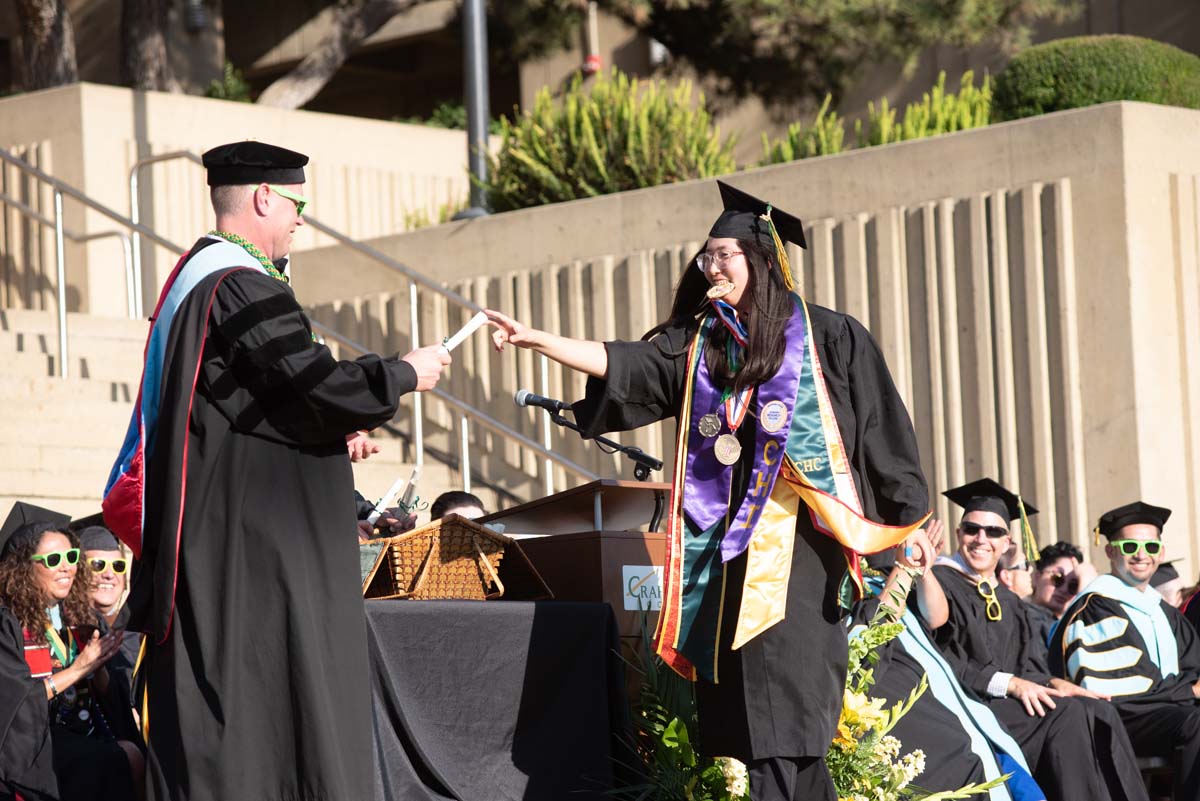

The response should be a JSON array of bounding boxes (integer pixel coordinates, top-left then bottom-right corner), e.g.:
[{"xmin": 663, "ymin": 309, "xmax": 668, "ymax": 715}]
[
  {"xmin": 43, "ymin": 624, "xmax": 76, "ymax": 668},
  {"xmin": 709, "ymin": 298, "xmax": 748, "ymax": 348}
]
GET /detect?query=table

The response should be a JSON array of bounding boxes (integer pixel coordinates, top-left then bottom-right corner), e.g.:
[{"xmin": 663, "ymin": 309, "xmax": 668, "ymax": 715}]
[{"xmin": 367, "ymin": 600, "xmax": 631, "ymax": 801}]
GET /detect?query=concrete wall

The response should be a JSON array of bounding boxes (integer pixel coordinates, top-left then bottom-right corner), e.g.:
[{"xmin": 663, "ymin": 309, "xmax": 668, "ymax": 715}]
[
  {"xmin": 294, "ymin": 101, "xmax": 1200, "ymax": 581},
  {"xmin": 0, "ymin": 82, "xmax": 474, "ymax": 317}
]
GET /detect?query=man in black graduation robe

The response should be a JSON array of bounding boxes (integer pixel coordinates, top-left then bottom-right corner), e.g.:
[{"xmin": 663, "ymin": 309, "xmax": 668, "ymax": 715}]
[
  {"xmin": 572, "ymin": 302, "xmax": 928, "ymax": 797},
  {"xmin": 1049, "ymin": 501, "xmax": 1200, "ymax": 801},
  {"xmin": 930, "ymin": 480, "xmax": 1147, "ymax": 801},
  {"xmin": 103, "ymin": 142, "xmax": 450, "ymax": 801}
]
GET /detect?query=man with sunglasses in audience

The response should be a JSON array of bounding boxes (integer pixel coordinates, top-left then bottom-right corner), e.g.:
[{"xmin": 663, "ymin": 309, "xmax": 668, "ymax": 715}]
[
  {"xmin": 930, "ymin": 479, "xmax": 1148, "ymax": 801},
  {"xmin": 1049, "ymin": 501, "xmax": 1200, "ymax": 801}
]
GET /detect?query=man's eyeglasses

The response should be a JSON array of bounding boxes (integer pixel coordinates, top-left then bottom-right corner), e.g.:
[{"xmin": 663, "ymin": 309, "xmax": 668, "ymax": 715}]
[
  {"xmin": 89, "ymin": 558, "xmax": 128, "ymax": 575},
  {"xmin": 1110, "ymin": 539, "xmax": 1163, "ymax": 557},
  {"xmin": 976, "ymin": 578, "xmax": 1003, "ymax": 622},
  {"xmin": 269, "ymin": 184, "xmax": 309, "ymax": 216},
  {"xmin": 1048, "ymin": 572, "xmax": 1081, "ymax": 593},
  {"xmin": 696, "ymin": 250, "xmax": 744, "ymax": 271},
  {"xmin": 960, "ymin": 521, "xmax": 1010, "ymax": 539},
  {"xmin": 31, "ymin": 549, "xmax": 80, "ymax": 569}
]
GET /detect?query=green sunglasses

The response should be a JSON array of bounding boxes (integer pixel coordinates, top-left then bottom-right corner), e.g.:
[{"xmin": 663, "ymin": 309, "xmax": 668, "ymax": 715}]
[
  {"xmin": 268, "ymin": 184, "xmax": 309, "ymax": 216},
  {"xmin": 31, "ymin": 549, "xmax": 80, "ymax": 569},
  {"xmin": 1110, "ymin": 539, "xmax": 1163, "ymax": 557}
]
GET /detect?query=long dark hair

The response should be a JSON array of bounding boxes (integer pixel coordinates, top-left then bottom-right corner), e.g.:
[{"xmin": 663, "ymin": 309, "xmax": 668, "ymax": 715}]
[
  {"xmin": 645, "ymin": 237, "xmax": 794, "ymax": 393},
  {"xmin": 0, "ymin": 524, "xmax": 94, "ymax": 641}
]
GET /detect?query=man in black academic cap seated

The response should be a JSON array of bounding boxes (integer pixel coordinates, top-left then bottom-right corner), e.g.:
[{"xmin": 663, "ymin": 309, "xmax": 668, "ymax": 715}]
[
  {"xmin": 930, "ymin": 479, "xmax": 1148, "ymax": 801},
  {"xmin": 99, "ymin": 141, "xmax": 452, "ymax": 801},
  {"xmin": 1151, "ymin": 560, "xmax": 1186, "ymax": 609},
  {"xmin": 1049, "ymin": 501, "xmax": 1200, "ymax": 801}
]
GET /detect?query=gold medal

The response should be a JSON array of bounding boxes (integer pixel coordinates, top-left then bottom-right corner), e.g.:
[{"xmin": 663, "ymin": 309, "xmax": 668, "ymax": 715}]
[
  {"xmin": 706, "ymin": 280, "xmax": 735, "ymax": 300},
  {"xmin": 698, "ymin": 413, "xmax": 721, "ymax": 438},
  {"xmin": 714, "ymin": 433, "xmax": 742, "ymax": 465}
]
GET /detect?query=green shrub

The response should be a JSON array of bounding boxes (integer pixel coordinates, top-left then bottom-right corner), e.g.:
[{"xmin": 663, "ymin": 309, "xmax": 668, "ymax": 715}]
[
  {"xmin": 394, "ymin": 101, "xmax": 502, "ymax": 135},
  {"xmin": 761, "ymin": 71, "xmax": 992, "ymax": 165},
  {"xmin": 760, "ymin": 95, "xmax": 846, "ymax": 165},
  {"xmin": 483, "ymin": 68, "xmax": 737, "ymax": 212},
  {"xmin": 857, "ymin": 70, "xmax": 992, "ymax": 146},
  {"xmin": 993, "ymin": 34, "xmax": 1200, "ymax": 121},
  {"xmin": 205, "ymin": 62, "xmax": 252, "ymax": 103}
]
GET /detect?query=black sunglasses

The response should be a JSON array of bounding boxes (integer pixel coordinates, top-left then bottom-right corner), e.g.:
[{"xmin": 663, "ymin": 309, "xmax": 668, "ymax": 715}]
[{"xmin": 961, "ymin": 521, "xmax": 1010, "ymax": 539}]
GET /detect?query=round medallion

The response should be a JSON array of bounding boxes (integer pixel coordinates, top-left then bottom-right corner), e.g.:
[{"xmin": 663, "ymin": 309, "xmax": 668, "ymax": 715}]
[
  {"xmin": 760, "ymin": 399, "xmax": 788, "ymax": 433},
  {"xmin": 698, "ymin": 413, "xmax": 721, "ymax": 438},
  {"xmin": 706, "ymin": 281, "xmax": 736, "ymax": 300},
  {"xmin": 77, "ymin": 708, "xmax": 90, "ymax": 722},
  {"xmin": 714, "ymin": 433, "xmax": 742, "ymax": 465}
]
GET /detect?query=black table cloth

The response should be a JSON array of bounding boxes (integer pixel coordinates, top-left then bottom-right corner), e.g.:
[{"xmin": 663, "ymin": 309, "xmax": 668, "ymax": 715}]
[{"xmin": 367, "ymin": 600, "xmax": 629, "ymax": 801}]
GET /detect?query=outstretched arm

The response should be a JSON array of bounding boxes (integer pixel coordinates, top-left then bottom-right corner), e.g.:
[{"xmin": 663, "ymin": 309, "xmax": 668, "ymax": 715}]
[{"xmin": 487, "ymin": 309, "xmax": 608, "ymax": 378}]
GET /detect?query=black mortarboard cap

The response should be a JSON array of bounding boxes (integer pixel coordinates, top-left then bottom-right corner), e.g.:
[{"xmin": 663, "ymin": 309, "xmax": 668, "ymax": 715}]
[
  {"xmin": 1096, "ymin": 501, "xmax": 1171, "ymax": 539},
  {"xmin": 1151, "ymin": 560, "xmax": 1181, "ymax": 588},
  {"xmin": 1, "ymin": 501, "xmax": 71, "ymax": 555},
  {"xmin": 942, "ymin": 477, "xmax": 1038, "ymax": 522},
  {"xmin": 203, "ymin": 141, "xmax": 308, "ymax": 187},
  {"xmin": 77, "ymin": 526, "xmax": 120, "ymax": 552},
  {"xmin": 708, "ymin": 181, "xmax": 807, "ymax": 250}
]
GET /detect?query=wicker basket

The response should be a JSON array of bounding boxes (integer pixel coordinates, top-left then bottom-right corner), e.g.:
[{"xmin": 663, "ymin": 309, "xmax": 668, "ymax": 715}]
[{"xmin": 362, "ymin": 515, "xmax": 508, "ymax": 600}]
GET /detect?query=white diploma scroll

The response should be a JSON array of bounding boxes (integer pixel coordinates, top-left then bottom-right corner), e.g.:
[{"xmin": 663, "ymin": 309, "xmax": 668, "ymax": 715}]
[
  {"xmin": 366, "ymin": 466, "xmax": 420, "ymax": 526},
  {"xmin": 439, "ymin": 311, "xmax": 489, "ymax": 354}
]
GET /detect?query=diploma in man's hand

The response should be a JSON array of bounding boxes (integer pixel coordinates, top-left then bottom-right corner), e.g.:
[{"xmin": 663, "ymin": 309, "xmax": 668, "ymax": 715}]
[{"xmin": 439, "ymin": 311, "xmax": 489, "ymax": 354}]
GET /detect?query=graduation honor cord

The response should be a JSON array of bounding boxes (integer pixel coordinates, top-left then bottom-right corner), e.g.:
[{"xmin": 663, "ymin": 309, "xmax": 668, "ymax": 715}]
[{"xmin": 209, "ymin": 230, "xmax": 289, "ymax": 283}]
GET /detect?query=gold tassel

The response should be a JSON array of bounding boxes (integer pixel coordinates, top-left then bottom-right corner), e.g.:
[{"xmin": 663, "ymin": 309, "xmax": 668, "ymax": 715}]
[
  {"xmin": 1093, "ymin": 525, "xmax": 1102, "ymax": 546},
  {"xmin": 1018, "ymin": 496, "xmax": 1040, "ymax": 565},
  {"xmin": 762, "ymin": 205, "xmax": 796, "ymax": 292}
]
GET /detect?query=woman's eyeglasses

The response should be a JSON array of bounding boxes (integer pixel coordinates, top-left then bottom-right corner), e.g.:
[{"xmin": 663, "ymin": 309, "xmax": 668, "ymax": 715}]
[
  {"xmin": 31, "ymin": 549, "xmax": 80, "ymax": 569},
  {"xmin": 696, "ymin": 250, "xmax": 744, "ymax": 271},
  {"xmin": 961, "ymin": 521, "xmax": 1010, "ymax": 539},
  {"xmin": 89, "ymin": 558, "xmax": 128, "ymax": 574},
  {"xmin": 1110, "ymin": 539, "xmax": 1163, "ymax": 557},
  {"xmin": 976, "ymin": 579, "xmax": 1003, "ymax": 621}
]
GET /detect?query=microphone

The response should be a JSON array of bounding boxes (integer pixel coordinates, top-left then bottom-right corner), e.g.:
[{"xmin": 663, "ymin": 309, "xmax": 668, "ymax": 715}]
[{"xmin": 514, "ymin": 389, "xmax": 569, "ymax": 413}]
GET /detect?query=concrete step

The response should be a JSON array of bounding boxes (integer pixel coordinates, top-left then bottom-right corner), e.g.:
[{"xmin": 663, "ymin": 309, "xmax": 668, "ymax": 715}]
[
  {"xmin": 1, "ymin": 349, "xmax": 144, "ymax": 383},
  {"xmin": 0, "ymin": 310, "xmax": 149, "ymax": 341},
  {"xmin": 0, "ymin": 375, "xmax": 137, "ymax": 402}
]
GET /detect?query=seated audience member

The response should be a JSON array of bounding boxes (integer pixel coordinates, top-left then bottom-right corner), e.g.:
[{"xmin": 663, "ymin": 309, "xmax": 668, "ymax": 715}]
[
  {"xmin": 0, "ymin": 503, "xmax": 143, "ymax": 801},
  {"xmin": 1026, "ymin": 542, "xmax": 1097, "ymax": 645},
  {"xmin": 429, "ymin": 491, "xmax": 486, "ymax": 521},
  {"xmin": 930, "ymin": 479, "xmax": 1148, "ymax": 801},
  {"xmin": 853, "ymin": 524, "xmax": 1041, "ymax": 801},
  {"xmin": 1151, "ymin": 560, "xmax": 1186, "ymax": 609},
  {"xmin": 353, "ymin": 491, "xmax": 417, "ymax": 541},
  {"xmin": 997, "ymin": 537, "xmax": 1034, "ymax": 601},
  {"xmin": 1185, "ymin": 583, "xmax": 1200, "ymax": 632},
  {"xmin": 1050, "ymin": 501, "xmax": 1200, "ymax": 801},
  {"xmin": 76, "ymin": 522, "xmax": 141, "ymax": 731}
]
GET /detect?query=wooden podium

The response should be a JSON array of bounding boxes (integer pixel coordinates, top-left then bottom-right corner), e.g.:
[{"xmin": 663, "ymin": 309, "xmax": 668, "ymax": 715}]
[{"xmin": 484, "ymin": 479, "xmax": 671, "ymax": 639}]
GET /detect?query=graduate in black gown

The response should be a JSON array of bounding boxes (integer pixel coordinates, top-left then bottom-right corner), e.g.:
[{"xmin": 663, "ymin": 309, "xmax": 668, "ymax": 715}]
[
  {"xmin": 101, "ymin": 142, "xmax": 451, "ymax": 801},
  {"xmin": 930, "ymin": 480, "xmax": 1147, "ymax": 801},
  {"xmin": 1049, "ymin": 501, "xmax": 1200, "ymax": 801},
  {"xmin": 487, "ymin": 182, "xmax": 929, "ymax": 801},
  {"xmin": 0, "ymin": 503, "xmax": 140, "ymax": 801}
]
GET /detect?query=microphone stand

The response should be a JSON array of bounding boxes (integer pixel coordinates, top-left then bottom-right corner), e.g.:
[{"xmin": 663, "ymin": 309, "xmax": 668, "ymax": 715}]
[{"xmin": 543, "ymin": 409, "xmax": 667, "ymax": 531}]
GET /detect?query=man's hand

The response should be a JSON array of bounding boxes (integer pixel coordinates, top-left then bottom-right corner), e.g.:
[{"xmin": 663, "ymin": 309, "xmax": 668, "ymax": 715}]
[
  {"xmin": 402, "ymin": 344, "xmax": 452, "ymax": 392},
  {"xmin": 346, "ymin": 431, "xmax": 381, "ymax": 462},
  {"xmin": 1008, "ymin": 676, "xmax": 1064, "ymax": 717},
  {"xmin": 1049, "ymin": 677, "xmax": 1110, "ymax": 701}
]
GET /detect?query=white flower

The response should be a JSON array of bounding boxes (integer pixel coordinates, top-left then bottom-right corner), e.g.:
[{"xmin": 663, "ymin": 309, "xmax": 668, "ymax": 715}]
[
  {"xmin": 715, "ymin": 756, "xmax": 749, "ymax": 797},
  {"xmin": 873, "ymin": 735, "xmax": 902, "ymax": 761}
]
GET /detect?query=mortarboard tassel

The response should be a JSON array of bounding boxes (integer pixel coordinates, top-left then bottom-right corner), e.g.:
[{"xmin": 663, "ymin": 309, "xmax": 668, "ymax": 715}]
[
  {"xmin": 762, "ymin": 205, "xmax": 796, "ymax": 292},
  {"xmin": 1018, "ymin": 496, "xmax": 1040, "ymax": 565},
  {"xmin": 1093, "ymin": 525, "xmax": 1102, "ymax": 546}
]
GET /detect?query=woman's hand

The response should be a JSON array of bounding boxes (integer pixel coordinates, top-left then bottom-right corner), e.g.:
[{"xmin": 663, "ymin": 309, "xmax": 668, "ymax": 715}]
[
  {"xmin": 898, "ymin": 531, "xmax": 935, "ymax": 572},
  {"xmin": 72, "ymin": 629, "xmax": 123, "ymax": 674},
  {"xmin": 924, "ymin": 518, "xmax": 945, "ymax": 554},
  {"xmin": 486, "ymin": 309, "xmax": 541, "ymax": 352}
]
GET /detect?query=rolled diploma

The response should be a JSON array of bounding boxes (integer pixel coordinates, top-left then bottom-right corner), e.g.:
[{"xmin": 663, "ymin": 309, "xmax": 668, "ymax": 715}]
[
  {"xmin": 366, "ymin": 473, "xmax": 410, "ymax": 526},
  {"xmin": 439, "ymin": 311, "xmax": 490, "ymax": 354}
]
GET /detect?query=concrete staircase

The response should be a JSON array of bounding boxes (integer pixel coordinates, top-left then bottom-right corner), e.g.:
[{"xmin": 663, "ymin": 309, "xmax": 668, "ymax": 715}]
[{"xmin": 0, "ymin": 309, "xmax": 495, "ymax": 525}]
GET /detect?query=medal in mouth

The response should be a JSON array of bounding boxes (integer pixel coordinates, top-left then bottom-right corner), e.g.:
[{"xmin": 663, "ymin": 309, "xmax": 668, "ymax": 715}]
[{"xmin": 706, "ymin": 280, "xmax": 735, "ymax": 300}]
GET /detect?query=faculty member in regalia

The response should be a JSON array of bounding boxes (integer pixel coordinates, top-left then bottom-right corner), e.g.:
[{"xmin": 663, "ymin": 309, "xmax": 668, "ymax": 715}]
[
  {"xmin": 101, "ymin": 141, "xmax": 451, "ymax": 801},
  {"xmin": 930, "ymin": 479, "xmax": 1147, "ymax": 801},
  {"xmin": 1050, "ymin": 501, "xmax": 1200, "ymax": 801},
  {"xmin": 487, "ymin": 181, "xmax": 930, "ymax": 801}
]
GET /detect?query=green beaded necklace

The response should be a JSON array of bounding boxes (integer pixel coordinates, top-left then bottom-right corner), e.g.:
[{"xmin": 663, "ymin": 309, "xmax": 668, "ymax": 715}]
[{"xmin": 209, "ymin": 230, "xmax": 288, "ymax": 284}]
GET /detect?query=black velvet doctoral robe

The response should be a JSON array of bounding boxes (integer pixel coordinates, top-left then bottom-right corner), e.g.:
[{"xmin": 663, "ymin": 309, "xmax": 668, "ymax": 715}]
[
  {"xmin": 1049, "ymin": 588, "xmax": 1200, "ymax": 800},
  {"xmin": 129, "ymin": 245, "xmax": 418, "ymax": 801},
  {"xmin": 572, "ymin": 304, "xmax": 928, "ymax": 762},
  {"xmin": 930, "ymin": 566, "xmax": 1148, "ymax": 801}
]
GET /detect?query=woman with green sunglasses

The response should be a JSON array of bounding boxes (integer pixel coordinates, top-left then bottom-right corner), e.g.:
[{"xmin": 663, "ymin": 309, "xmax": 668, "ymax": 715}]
[{"xmin": 0, "ymin": 517, "xmax": 143, "ymax": 800}]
